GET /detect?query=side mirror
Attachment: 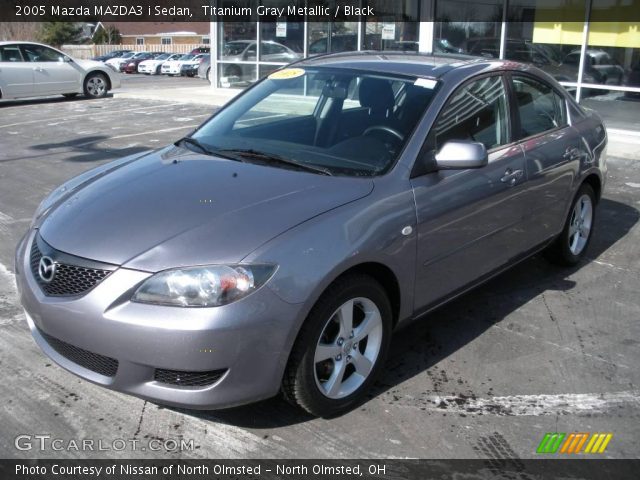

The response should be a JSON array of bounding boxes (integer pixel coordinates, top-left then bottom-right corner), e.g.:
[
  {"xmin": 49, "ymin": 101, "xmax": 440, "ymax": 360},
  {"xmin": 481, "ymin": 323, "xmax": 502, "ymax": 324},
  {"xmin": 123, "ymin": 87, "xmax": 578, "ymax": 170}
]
[
  {"xmin": 63, "ymin": 56, "xmax": 73, "ymax": 63},
  {"xmin": 435, "ymin": 140, "xmax": 488, "ymax": 170}
]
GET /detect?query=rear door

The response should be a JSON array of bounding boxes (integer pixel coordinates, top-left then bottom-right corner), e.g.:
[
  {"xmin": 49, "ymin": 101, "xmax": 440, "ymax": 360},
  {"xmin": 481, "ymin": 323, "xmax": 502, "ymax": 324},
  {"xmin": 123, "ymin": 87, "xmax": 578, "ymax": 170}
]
[
  {"xmin": 508, "ymin": 74, "xmax": 586, "ymax": 247},
  {"xmin": 411, "ymin": 74, "xmax": 528, "ymax": 311},
  {"xmin": 20, "ymin": 44, "xmax": 80, "ymax": 95},
  {"xmin": 0, "ymin": 44, "xmax": 33, "ymax": 97}
]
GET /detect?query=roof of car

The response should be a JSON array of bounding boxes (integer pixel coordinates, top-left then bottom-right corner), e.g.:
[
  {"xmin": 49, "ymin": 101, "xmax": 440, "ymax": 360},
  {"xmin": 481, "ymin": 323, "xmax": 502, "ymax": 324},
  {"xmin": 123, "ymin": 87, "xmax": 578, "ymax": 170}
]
[{"xmin": 296, "ymin": 51, "xmax": 504, "ymax": 79}]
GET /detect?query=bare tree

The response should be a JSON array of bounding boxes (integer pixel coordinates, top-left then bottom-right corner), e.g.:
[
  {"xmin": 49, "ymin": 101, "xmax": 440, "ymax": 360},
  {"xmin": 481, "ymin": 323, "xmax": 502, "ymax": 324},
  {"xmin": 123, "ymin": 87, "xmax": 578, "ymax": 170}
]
[{"xmin": 0, "ymin": 22, "xmax": 42, "ymax": 41}]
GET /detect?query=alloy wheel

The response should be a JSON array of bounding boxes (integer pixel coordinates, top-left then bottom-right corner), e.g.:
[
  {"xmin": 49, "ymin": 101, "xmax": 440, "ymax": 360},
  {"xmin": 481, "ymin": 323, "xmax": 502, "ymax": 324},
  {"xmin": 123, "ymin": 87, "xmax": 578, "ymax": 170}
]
[
  {"xmin": 86, "ymin": 76, "xmax": 106, "ymax": 97},
  {"xmin": 568, "ymin": 194, "xmax": 593, "ymax": 256},
  {"xmin": 313, "ymin": 297, "xmax": 383, "ymax": 399}
]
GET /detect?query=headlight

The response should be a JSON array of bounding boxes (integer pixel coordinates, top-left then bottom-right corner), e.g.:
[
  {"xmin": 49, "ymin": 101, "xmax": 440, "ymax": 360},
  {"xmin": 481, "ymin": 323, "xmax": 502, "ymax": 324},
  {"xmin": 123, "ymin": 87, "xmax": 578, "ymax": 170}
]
[{"xmin": 131, "ymin": 264, "xmax": 276, "ymax": 307}]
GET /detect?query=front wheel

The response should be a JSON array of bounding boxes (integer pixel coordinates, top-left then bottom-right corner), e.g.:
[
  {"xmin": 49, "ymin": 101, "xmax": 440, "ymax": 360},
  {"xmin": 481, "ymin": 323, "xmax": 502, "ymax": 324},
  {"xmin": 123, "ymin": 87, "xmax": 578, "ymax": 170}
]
[
  {"xmin": 83, "ymin": 73, "xmax": 108, "ymax": 99},
  {"xmin": 545, "ymin": 184, "xmax": 596, "ymax": 266},
  {"xmin": 282, "ymin": 274, "xmax": 392, "ymax": 417}
]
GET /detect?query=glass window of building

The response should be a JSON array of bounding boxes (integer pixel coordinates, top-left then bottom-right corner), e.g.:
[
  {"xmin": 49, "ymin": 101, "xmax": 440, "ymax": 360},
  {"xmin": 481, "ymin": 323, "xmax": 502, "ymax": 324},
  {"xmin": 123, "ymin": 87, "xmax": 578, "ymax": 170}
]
[
  {"xmin": 505, "ymin": 0, "xmax": 587, "ymax": 91},
  {"xmin": 363, "ymin": 1, "xmax": 420, "ymax": 51},
  {"xmin": 585, "ymin": 0, "xmax": 639, "ymax": 89},
  {"xmin": 434, "ymin": 0, "xmax": 503, "ymax": 55}
]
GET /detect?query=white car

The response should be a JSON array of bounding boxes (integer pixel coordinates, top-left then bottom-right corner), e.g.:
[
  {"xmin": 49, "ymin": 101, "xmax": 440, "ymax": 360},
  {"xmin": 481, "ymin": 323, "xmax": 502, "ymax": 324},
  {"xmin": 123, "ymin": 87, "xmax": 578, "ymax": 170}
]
[
  {"xmin": 0, "ymin": 41, "xmax": 120, "ymax": 100},
  {"xmin": 161, "ymin": 54, "xmax": 201, "ymax": 76},
  {"xmin": 138, "ymin": 53, "xmax": 181, "ymax": 75},
  {"xmin": 105, "ymin": 51, "xmax": 136, "ymax": 71}
]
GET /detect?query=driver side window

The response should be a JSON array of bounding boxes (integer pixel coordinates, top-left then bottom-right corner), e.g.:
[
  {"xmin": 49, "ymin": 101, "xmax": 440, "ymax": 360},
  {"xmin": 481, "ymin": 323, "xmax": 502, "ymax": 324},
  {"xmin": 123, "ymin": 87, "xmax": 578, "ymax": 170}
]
[
  {"xmin": 20, "ymin": 45, "xmax": 64, "ymax": 62},
  {"xmin": 433, "ymin": 75, "xmax": 509, "ymax": 151}
]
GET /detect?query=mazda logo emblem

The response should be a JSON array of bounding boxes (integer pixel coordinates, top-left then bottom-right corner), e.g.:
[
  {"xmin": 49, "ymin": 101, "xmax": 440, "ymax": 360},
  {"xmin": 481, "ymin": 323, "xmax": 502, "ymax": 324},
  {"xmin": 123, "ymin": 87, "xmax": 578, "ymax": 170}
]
[{"xmin": 38, "ymin": 256, "xmax": 56, "ymax": 283}]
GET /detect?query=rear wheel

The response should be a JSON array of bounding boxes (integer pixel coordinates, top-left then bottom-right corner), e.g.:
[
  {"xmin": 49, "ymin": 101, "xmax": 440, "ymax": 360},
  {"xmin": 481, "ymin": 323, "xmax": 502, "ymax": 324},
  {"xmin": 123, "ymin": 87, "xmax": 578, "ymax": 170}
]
[
  {"xmin": 282, "ymin": 274, "xmax": 392, "ymax": 417},
  {"xmin": 545, "ymin": 184, "xmax": 596, "ymax": 266},
  {"xmin": 206, "ymin": 67, "xmax": 211, "ymax": 84},
  {"xmin": 83, "ymin": 73, "xmax": 108, "ymax": 99}
]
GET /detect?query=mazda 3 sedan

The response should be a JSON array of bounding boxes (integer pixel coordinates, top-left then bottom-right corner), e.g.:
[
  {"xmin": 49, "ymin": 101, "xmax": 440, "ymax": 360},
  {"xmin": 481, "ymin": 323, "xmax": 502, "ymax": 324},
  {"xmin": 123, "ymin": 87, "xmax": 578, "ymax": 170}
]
[{"xmin": 16, "ymin": 52, "xmax": 607, "ymax": 417}]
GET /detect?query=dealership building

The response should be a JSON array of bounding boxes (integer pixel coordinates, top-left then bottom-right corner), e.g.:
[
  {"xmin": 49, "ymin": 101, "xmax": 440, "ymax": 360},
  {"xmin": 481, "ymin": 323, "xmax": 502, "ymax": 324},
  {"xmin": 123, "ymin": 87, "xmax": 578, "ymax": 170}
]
[{"xmin": 208, "ymin": 0, "xmax": 639, "ymax": 123}]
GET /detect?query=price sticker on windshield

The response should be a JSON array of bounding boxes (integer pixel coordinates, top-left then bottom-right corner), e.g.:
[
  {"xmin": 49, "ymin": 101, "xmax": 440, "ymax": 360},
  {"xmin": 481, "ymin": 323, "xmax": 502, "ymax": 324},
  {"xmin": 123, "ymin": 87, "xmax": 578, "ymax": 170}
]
[{"xmin": 268, "ymin": 68, "xmax": 305, "ymax": 80}]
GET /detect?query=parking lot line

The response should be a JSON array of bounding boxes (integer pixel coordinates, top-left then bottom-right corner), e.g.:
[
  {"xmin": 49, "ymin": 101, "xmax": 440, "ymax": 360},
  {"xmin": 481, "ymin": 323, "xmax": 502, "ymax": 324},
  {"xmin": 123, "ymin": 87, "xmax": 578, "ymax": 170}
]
[{"xmin": 0, "ymin": 102, "xmax": 184, "ymax": 129}]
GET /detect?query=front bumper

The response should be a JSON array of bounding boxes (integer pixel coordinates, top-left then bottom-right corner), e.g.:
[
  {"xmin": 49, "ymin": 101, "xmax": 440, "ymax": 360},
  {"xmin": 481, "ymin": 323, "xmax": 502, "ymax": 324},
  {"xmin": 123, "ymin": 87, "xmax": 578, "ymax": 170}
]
[{"xmin": 16, "ymin": 230, "xmax": 302, "ymax": 409}]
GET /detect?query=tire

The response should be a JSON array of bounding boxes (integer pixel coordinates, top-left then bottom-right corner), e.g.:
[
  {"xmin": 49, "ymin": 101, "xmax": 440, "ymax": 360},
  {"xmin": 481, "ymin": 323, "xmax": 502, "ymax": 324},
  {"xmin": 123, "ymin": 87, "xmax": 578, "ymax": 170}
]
[
  {"xmin": 62, "ymin": 93, "xmax": 78, "ymax": 99},
  {"xmin": 83, "ymin": 73, "xmax": 108, "ymax": 99},
  {"xmin": 156, "ymin": 65, "xmax": 162, "ymax": 75},
  {"xmin": 545, "ymin": 184, "xmax": 597, "ymax": 266},
  {"xmin": 206, "ymin": 67, "xmax": 211, "ymax": 84},
  {"xmin": 282, "ymin": 274, "xmax": 392, "ymax": 417}
]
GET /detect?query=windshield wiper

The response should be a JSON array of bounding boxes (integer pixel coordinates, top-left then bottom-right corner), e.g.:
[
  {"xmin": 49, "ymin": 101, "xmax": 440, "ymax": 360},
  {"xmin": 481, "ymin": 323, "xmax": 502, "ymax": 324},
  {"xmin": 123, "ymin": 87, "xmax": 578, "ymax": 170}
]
[
  {"xmin": 217, "ymin": 149, "xmax": 333, "ymax": 176},
  {"xmin": 175, "ymin": 137, "xmax": 217, "ymax": 156}
]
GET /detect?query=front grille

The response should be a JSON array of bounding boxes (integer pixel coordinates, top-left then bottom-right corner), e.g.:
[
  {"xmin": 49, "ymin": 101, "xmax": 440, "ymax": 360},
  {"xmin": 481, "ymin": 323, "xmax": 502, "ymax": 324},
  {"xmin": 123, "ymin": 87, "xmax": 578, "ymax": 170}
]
[
  {"xmin": 154, "ymin": 368, "xmax": 226, "ymax": 388},
  {"xmin": 30, "ymin": 237, "xmax": 112, "ymax": 297},
  {"xmin": 39, "ymin": 329, "xmax": 119, "ymax": 377}
]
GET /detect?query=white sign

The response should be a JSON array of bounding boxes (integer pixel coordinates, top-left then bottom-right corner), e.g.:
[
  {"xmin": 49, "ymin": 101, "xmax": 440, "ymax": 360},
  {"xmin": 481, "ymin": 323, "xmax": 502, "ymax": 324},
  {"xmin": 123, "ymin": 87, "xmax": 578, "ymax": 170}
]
[
  {"xmin": 382, "ymin": 23, "xmax": 396, "ymax": 40},
  {"xmin": 276, "ymin": 22, "xmax": 287, "ymax": 38}
]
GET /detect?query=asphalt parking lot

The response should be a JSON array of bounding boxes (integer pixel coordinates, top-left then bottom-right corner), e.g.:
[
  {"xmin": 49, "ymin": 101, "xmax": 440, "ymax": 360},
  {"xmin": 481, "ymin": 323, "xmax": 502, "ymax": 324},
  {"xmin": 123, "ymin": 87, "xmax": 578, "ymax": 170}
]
[{"xmin": 1, "ymin": 76, "xmax": 639, "ymax": 460}]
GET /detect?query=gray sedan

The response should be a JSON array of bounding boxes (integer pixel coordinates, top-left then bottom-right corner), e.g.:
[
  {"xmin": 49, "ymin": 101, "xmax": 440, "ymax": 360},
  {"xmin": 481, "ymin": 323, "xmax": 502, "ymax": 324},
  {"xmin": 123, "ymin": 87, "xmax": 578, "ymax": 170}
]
[{"xmin": 16, "ymin": 53, "xmax": 607, "ymax": 417}]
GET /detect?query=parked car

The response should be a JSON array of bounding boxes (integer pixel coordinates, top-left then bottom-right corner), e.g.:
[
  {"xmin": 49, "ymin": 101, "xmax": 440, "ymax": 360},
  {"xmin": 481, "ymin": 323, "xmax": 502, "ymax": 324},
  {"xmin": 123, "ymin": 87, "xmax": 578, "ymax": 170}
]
[
  {"xmin": 105, "ymin": 51, "xmax": 136, "ymax": 71},
  {"xmin": 181, "ymin": 54, "xmax": 208, "ymax": 77},
  {"xmin": 191, "ymin": 47, "xmax": 210, "ymax": 55},
  {"xmin": 562, "ymin": 49, "xmax": 625, "ymax": 85},
  {"xmin": 161, "ymin": 54, "xmax": 202, "ymax": 76},
  {"xmin": 0, "ymin": 41, "xmax": 120, "ymax": 100},
  {"xmin": 17, "ymin": 53, "xmax": 607, "ymax": 417},
  {"xmin": 221, "ymin": 40, "xmax": 301, "ymax": 86},
  {"xmin": 137, "ymin": 53, "xmax": 180, "ymax": 75},
  {"xmin": 92, "ymin": 50, "xmax": 132, "ymax": 62},
  {"xmin": 123, "ymin": 52, "xmax": 164, "ymax": 74},
  {"xmin": 197, "ymin": 55, "xmax": 211, "ymax": 82}
]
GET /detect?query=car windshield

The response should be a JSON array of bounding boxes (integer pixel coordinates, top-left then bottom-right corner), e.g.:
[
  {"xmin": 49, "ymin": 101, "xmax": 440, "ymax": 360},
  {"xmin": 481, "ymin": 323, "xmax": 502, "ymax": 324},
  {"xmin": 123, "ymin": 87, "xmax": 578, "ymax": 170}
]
[
  {"xmin": 190, "ymin": 67, "xmax": 438, "ymax": 177},
  {"xmin": 224, "ymin": 42, "xmax": 249, "ymax": 56},
  {"xmin": 155, "ymin": 53, "xmax": 171, "ymax": 60},
  {"xmin": 179, "ymin": 54, "xmax": 195, "ymax": 60}
]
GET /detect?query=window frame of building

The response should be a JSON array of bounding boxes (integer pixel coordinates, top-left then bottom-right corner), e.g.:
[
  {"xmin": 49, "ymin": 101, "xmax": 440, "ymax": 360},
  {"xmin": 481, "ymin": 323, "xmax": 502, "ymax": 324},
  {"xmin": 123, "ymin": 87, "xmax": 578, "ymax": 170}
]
[
  {"xmin": 161, "ymin": 37, "xmax": 172, "ymax": 46},
  {"xmin": 136, "ymin": 37, "xmax": 144, "ymax": 46}
]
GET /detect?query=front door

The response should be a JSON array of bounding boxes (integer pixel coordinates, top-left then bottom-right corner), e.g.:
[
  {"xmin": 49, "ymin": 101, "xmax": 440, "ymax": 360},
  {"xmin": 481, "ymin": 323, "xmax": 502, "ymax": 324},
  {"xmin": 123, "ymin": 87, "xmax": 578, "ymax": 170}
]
[
  {"xmin": 19, "ymin": 44, "xmax": 80, "ymax": 95},
  {"xmin": 411, "ymin": 75, "xmax": 528, "ymax": 312}
]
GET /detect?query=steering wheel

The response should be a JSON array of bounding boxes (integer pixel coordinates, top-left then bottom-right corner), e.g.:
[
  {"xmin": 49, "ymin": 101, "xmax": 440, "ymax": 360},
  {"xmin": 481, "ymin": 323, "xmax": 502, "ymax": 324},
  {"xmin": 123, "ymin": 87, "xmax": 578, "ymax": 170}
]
[{"xmin": 363, "ymin": 125, "xmax": 405, "ymax": 142}]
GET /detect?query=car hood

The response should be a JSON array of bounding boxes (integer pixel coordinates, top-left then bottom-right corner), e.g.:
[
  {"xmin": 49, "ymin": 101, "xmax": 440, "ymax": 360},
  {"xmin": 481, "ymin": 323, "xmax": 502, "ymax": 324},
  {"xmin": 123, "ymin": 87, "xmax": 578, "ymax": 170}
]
[
  {"xmin": 39, "ymin": 146, "xmax": 374, "ymax": 272},
  {"xmin": 75, "ymin": 59, "xmax": 107, "ymax": 70}
]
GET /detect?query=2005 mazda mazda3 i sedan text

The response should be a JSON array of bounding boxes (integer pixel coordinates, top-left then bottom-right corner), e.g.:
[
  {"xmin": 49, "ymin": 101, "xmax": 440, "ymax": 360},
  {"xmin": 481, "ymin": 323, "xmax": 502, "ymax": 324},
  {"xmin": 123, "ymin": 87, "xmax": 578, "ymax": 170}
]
[{"xmin": 15, "ymin": 52, "xmax": 607, "ymax": 417}]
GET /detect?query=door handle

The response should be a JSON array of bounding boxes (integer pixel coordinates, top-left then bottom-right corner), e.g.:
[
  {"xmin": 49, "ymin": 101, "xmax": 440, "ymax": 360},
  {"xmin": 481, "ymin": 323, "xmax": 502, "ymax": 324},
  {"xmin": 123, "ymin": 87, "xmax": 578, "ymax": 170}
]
[{"xmin": 501, "ymin": 168, "xmax": 524, "ymax": 186}]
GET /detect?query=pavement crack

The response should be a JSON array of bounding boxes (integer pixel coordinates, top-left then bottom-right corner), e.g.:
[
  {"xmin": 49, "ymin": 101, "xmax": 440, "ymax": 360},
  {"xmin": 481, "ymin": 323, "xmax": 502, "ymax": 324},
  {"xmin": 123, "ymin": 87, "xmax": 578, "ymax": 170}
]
[
  {"xmin": 133, "ymin": 401, "xmax": 147, "ymax": 438},
  {"xmin": 541, "ymin": 293, "xmax": 563, "ymax": 341}
]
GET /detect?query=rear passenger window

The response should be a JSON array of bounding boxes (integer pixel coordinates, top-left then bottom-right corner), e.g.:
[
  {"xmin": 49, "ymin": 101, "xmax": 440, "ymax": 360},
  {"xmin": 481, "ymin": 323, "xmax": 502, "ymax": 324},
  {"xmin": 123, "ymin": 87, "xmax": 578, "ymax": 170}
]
[
  {"xmin": 0, "ymin": 45, "xmax": 23, "ymax": 62},
  {"xmin": 433, "ymin": 76, "xmax": 509, "ymax": 151},
  {"xmin": 512, "ymin": 76, "xmax": 567, "ymax": 138}
]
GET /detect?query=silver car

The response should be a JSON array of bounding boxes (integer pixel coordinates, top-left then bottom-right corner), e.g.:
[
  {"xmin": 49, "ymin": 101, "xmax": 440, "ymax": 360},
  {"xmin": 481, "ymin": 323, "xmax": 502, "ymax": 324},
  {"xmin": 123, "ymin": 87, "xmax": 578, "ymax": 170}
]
[
  {"xmin": 0, "ymin": 42, "xmax": 120, "ymax": 100},
  {"xmin": 16, "ymin": 53, "xmax": 607, "ymax": 417}
]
